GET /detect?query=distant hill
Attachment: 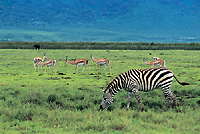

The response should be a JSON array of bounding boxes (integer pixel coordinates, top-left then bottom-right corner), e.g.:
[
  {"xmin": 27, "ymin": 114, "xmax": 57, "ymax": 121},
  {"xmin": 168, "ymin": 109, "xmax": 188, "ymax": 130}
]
[{"xmin": 1, "ymin": 0, "xmax": 200, "ymax": 42}]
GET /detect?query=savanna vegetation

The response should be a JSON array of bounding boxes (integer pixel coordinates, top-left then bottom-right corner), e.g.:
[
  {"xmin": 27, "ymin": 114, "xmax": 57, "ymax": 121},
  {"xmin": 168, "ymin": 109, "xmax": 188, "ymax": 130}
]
[
  {"xmin": 0, "ymin": 41, "xmax": 200, "ymax": 50},
  {"xmin": 0, "ymin": 49, "xmax": 200, "ymax": 133}
]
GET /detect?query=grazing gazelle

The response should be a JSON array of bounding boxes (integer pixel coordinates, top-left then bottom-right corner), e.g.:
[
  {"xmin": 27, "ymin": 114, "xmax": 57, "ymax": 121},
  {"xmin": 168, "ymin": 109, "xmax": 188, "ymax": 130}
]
[
  {"xmin": 153, "ymin": 57, "xmax": 160, "ymax": 60},
  {"xmin": 38, "ymin": 59, "xmax": 57, "ymax": 73},
  {"xmin": 65, "ymin": 56, "xmax": 90, "ymax": 73},
  {"xmin": 143, "ymin": 59, "xmax": 166, "ymax": 68},
  {"xmin": 33, "ymin": 55, "xmax": 46, "ymax": 70},
  {"xmin": 90, "ymin": 54, "xmax": 111, "ymax": 71}
]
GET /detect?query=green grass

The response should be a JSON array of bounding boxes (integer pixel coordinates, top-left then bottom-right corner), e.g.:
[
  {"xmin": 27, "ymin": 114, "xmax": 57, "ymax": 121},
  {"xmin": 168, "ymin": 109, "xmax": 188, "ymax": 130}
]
[{"xmin": 0, "ymin": 49, "xmax": 200, "ymax": 133}]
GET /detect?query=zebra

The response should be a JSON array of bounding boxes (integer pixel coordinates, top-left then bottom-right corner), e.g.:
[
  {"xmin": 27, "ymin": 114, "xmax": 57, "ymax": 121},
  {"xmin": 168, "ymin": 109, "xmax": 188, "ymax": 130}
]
[{"xmin": 100, "ymin": 67, "xmax": 190, "ymax": 110}]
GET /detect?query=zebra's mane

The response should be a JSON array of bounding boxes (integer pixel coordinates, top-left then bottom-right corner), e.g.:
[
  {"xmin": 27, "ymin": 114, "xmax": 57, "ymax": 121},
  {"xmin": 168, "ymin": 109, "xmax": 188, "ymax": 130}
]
[{"xmin": 102, "ymin": 71, "xmax": 127, "ymax": 93}]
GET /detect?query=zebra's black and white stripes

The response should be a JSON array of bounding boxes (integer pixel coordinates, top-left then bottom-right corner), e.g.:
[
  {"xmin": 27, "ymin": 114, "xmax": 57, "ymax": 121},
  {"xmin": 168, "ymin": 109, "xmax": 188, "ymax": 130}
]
[{"xmin": 100, "ymin": 67, "xmax": 190, "ymax": 110}]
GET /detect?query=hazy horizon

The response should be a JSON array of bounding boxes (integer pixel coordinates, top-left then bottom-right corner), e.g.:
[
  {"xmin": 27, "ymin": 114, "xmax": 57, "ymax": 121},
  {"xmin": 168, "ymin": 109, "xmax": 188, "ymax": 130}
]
[{"xmin": 1, "ymin": 0, "xmax": 200, "ymax": 43}]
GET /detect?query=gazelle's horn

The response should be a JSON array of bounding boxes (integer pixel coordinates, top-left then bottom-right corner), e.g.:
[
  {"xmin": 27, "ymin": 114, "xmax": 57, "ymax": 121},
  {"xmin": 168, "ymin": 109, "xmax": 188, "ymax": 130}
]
[{"xmin": 65, "ymin": 56, "xmax": 68, "ymax": 64}]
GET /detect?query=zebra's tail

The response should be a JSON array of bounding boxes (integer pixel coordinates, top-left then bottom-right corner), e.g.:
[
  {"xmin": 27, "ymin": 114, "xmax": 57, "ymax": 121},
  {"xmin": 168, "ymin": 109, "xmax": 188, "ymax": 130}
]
[{"xmin": 173, "ymin": 75, "xmax": 190, "ymax": 86}]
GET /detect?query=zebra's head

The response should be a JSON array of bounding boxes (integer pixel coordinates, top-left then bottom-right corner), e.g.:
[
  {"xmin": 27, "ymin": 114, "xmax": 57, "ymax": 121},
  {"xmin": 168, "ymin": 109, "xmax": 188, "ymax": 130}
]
[{"xmin": 100, "ymin": 89, "xmax": 113, "ymax": 109}]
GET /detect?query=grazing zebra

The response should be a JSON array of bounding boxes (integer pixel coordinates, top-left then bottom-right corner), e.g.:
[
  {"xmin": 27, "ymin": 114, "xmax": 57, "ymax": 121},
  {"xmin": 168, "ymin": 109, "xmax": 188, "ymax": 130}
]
[{"xmin": 100, "ymin": 67, "xmax": 190, "ymax": 110}]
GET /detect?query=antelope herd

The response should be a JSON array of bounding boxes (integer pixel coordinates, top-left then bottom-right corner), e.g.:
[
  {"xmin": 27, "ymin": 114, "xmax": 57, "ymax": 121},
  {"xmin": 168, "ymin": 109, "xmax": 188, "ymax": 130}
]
[{"xmin": 33, "ymin": 54, "xmax": 166, "ymax": 73}]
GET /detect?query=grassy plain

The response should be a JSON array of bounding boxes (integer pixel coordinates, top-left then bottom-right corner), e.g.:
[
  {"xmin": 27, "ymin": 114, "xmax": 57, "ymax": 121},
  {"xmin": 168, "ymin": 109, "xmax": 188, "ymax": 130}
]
[{"xmin": 0, "ymin": 49, "xmax": 200, "ymax": 133}]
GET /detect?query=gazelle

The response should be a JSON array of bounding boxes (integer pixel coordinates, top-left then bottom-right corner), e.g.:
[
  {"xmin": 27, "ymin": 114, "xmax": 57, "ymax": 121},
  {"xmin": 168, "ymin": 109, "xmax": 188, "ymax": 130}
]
[
  {"xmin": 65, "ymin": 56, "xmax": 90, "ymax": 73},
  {"xmin": 90, "ymin": 54, "xmax": 111, "ymax": 71},
  {"xmin": 153, "ymin": 57, "xmax": 160, "ymax": 60},
  {"xmin": 38, "ymin": 59, "xmax": 57, "ymax": 73},
  {"xmin": 33, "ymin": 55, "xmax": 46, "ymax": 70},
  {"xmin": 143, "ymin": 59, "xmax": 166, "ymax": 68}
]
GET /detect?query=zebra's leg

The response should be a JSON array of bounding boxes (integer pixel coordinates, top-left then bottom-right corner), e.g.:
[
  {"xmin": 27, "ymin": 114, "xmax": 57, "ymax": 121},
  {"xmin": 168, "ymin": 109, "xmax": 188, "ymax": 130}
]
[
  {"xmin": 162, "ymin": 88, "xmax": 170, "ymax": 108},
  {"xmin": 126, "ymin": 91, "xmax": 132, "ymax": 110},
  {"xmin": 162, "ymin": 87, "xmax": 177, "ymax": 109},
  {"xmin": 133, "ymin": 90, "xmax": 143, "ymax": 111},
  {"xmin": 169, "ymin": 90, "xmax": 177, "ymax": 109}
]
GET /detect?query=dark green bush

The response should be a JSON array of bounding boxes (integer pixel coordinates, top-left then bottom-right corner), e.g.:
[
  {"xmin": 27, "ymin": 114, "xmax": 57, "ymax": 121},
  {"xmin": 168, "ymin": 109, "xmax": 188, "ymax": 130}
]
[{"xmin": 0, "ymin": 41, "xmax": 200, "ymax": 50}]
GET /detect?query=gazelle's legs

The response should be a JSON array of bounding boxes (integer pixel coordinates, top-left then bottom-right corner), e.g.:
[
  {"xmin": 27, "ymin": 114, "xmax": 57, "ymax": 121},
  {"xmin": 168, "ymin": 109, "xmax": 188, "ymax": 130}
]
[
  {"xmin": 48, "ymin": 66, "xmax": 51, "ymax": 73},
  {"xmin": 75, "ymin": 65, "xmax": 80, "ymax": 73},
  {"xmin": 44, "ymin": 65, "xmax": 47, "ymax": 73},
  {"xmin": 38, "ymin": 63, "xmax": 40, "ymax": 69},
  {"xmin": 38, "ymin": 61, "xmax": 43, "ymax": 70},
  {"xmin": 95, "ymin": 63, "xmax": 99, "ymax": 70},
  {"xmin": 103, "ymin": 63, "xmax": 107, "ymax": 71},
  {"xmin": 163, "ymin": 61, "xmax": 167, "ymax": 68},
  {"xmin": 107, "ymin": 63, "xmax": 111, "ymax": 71},
  {"xmin": 85, "ymin": 64, "xmax": 90, "ymax": 73},
  {"xmin": 98, "ymin": 63, "xmax": 100, "ymax": 71},
  {"xmin": 34, "ymin": 63, "xmax": 36, "ymax": 70},
  {"xmin": 53, "ymin": 63, "xmax": 57, "ymax": 73},
  {"xmin": 82, "ymin": 65, "xmax": 86, "ymax": 72}
]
